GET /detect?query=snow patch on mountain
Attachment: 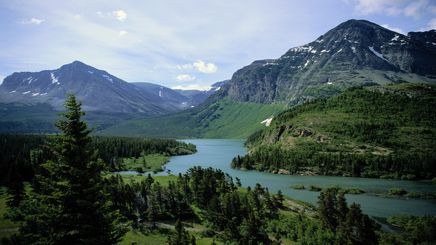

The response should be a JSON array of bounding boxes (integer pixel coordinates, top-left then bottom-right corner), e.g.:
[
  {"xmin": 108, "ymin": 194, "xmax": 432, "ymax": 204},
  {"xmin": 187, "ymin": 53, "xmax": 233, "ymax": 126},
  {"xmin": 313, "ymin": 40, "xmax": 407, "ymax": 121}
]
[
  {"xmin": 102, "ymin": 74, "xmax": 113, "ymax": 83},
  {"xmin": 261, "ymin": 117, "xmax": 273, "ymax": 127},
  {"xmin": 50, "ymin": 73, "xmax": 60, "ymax": 85},
  {"xmin": 368, "ymin": 46, "xmax": 390, "ymax": 63}
]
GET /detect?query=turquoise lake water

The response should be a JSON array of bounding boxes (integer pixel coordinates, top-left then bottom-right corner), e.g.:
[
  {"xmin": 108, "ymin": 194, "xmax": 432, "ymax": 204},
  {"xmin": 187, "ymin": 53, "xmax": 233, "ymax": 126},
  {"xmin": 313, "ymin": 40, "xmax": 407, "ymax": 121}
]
[{"xmin": 123, "ymin": 139, "xmax": 436, "ymax": 218}]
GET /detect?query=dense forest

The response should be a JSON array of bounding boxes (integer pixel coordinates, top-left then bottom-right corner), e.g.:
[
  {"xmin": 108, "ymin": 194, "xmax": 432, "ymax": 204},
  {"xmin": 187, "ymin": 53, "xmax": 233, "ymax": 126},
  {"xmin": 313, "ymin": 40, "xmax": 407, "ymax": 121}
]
[
  {"xmin": 0, "ymin": 134, "xmax": 196, "ymax": 186},
  {"xmin": 233, "ymin": 84, "xmax": 436, "ymax": 179}
]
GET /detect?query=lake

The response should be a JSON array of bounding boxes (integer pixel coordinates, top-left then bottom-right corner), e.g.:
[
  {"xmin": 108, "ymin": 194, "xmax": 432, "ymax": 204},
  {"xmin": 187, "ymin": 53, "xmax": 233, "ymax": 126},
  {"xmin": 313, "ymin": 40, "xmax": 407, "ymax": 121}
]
[{"xmin": 126, "ymin": 139, "xmax": 436, "ymax": 218}]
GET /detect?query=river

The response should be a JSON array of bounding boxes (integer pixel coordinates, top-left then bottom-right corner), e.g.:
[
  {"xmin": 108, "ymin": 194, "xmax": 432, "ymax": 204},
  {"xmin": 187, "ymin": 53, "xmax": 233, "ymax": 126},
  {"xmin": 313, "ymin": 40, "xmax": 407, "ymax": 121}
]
[{"xmin": 125, "ymin": 139, "xmax": 436, "ymax": 218}]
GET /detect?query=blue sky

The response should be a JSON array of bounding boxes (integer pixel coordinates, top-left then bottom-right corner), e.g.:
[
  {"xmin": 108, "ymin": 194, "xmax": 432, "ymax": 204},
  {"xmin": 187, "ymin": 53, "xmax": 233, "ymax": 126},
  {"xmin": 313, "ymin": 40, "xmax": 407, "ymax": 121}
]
[{"xmin": 0, "ymin": 0, "xmax": 435, "ymax": 90}]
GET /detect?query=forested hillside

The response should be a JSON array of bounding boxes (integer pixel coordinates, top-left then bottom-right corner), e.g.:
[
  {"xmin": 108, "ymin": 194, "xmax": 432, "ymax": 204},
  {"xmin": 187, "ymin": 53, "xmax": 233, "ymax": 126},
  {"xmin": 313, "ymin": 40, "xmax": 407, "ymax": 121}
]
[{"xmin": 232, "ymin": 83, "xmax": 436, "ymax": 179}]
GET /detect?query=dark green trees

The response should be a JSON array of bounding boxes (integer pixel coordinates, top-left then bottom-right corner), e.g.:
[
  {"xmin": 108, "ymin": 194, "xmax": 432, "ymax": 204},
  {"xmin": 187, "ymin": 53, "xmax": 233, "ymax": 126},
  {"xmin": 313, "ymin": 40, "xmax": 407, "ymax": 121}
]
[
  {"xmin": 167, "ymin": 219, "xmax": 195, "ymax": 245},
  {"xmin": 318, "ymin": 188, "xmax": 379, "ymax": 245},
  {"xmin": 8, "ymin": 95, "xmax": 126, "ymax": 244}
]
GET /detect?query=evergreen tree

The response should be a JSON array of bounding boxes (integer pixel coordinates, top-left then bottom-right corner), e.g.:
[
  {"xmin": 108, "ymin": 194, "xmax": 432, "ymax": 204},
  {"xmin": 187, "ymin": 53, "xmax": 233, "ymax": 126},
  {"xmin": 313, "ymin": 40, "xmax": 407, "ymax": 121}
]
[
  {"xmin": 8, "ymin": 94, "xmax": 126, "ymax": 244},
  {"xmin": 167, "ymin": 219, "xmax": 194, "ymax": 245}
]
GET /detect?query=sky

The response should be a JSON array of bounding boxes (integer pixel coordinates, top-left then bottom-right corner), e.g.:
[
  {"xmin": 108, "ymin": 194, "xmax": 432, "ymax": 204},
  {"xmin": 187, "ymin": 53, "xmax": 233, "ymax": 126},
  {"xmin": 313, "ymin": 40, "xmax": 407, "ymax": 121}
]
[{"xmin": 0, "ymin": 0, "xmax": 435, "ymax": 90}]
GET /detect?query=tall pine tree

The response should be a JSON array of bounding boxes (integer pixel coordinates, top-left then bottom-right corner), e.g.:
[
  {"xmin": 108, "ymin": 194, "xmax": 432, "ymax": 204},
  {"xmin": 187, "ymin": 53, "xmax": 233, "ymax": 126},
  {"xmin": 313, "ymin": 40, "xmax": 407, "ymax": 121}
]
[{"xmin": 8, "ymin": 94, "xmax": 126, "ymax": 244}]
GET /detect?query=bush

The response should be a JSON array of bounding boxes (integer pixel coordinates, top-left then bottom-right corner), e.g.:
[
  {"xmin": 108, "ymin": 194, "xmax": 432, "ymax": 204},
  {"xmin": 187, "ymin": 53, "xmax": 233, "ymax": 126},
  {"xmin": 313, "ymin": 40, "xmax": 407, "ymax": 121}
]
[
  {"xmin": 388, "ymin": 188, "xmax": 407, "ymax": 196},
  {"xmin": 291, "ymin": 184, "xmax": 305, "ymax": 190}
]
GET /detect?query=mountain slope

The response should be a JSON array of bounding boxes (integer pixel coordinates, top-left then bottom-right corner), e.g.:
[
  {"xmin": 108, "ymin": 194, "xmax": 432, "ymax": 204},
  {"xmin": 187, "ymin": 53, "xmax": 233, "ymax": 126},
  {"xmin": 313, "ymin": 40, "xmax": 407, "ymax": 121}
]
[
  {"xmin": 0, "ymin": 61, "xmax": 184, "ymax": 114},
  {"xmin": 132, "ymin": 82, "xmax": 194, "ymax": 110},
  {"xmin": 100, "ymin": 94, "xmax": 286, "ymax": 138},
  {"xmin": 224, "ymin": 20, "xmax": 436, "ymax": 104},
  {"xmin": 232, "ymin": 83, "xmax": 436, "ymax": 179},
  {"xmin": 0, "ymin": 61, "xmax": 228, "ymax": 133}
]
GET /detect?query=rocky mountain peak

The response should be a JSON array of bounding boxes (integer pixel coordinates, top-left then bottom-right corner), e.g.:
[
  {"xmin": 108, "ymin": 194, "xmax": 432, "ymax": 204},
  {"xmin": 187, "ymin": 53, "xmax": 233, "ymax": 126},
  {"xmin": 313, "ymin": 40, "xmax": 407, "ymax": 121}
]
[{"xmin": 225, "ymin": 19, "xmax": 436, "ymax": 104}]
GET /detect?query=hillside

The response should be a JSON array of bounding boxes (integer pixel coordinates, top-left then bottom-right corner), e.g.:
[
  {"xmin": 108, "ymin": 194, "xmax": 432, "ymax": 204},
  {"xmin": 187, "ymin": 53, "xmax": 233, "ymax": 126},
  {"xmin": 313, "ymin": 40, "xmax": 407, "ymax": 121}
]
[
  {"xmin": 232, "ymin": 83, "xmax": 436, "ymax": 179},
  {"xmin": 100, "ymin": 95, "xmax": 286, "ymax": 138}
]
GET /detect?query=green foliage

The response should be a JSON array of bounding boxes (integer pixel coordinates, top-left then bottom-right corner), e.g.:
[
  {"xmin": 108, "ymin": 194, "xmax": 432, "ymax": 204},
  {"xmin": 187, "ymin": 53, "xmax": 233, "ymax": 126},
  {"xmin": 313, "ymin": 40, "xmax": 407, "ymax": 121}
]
[
  {"xmin": 388, "ymin": 188, "xmax": 407, "ymax": 196},
  {"xmin": 309, "ymin": 185, "xmax": 322, "ymax": 192},
  {"xmin": 102, "ymin": 167, "xmax": 281, "ymax": 244},
  {"xmin": 236, "ymin": 84, "xmax": 436, "ymax": 179},
  {"xmin": 380, "ymin": 215, "xmax": 436, "ymax": 245},
  {"xmin": 291, "ymin": 184, "xmax": 305, "ymax": 190},
  {"xmin": 318, "ymin": 188, "xmax": 379, "ymax": 244},
  {"xmin": 167, "ymin": 219, "xmax": 195, "ymax": 245},
  {"xmin": 0, "ymin": 134, "xmax": 196, "ymax": 185},
  {"xmin": 5, "ymin": 95, "xmax": 127, "ymax": 244},
  {"xmin": 121, "ymin": 154, "xmax": 169, "ymax": 173}
]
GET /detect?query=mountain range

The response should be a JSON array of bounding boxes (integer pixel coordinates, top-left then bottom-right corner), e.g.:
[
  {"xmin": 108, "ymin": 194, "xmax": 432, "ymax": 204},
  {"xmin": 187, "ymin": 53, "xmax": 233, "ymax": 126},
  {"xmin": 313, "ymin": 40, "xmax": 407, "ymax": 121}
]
[
  {"xmin": 1, "ymin": 19, "xmax": 435, "ymax": 136},
  {"xmin": 0, "ymin": 61, "xmax": 223, "ymax": 132},
  {"xmin": 99, "ymin": 19, "xmax": 436, "ymax": 138}
]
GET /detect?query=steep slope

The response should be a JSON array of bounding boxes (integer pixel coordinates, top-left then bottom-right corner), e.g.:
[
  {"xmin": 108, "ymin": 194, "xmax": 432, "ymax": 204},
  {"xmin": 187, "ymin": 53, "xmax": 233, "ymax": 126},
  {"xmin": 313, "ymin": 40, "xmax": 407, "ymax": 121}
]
[
  {"xmin": 100, "ymin": 93, "xmax": 286, "ymax": 138},
  {"xmin": 225, "ymin": 20, "xmax": 436, "ymax": 104},
  {"xmin": 232, "ymin": 83, "xmax": 436, "ymax": 179},
  {"xmin": 0, "ymin": 61, "xmax": 183, "ymax": 114}
]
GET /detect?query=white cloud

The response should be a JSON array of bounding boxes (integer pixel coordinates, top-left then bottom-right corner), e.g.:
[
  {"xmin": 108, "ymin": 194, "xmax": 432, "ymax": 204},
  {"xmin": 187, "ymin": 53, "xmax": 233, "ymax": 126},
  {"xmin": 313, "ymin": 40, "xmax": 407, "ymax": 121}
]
[
  {"xmin": 404, "ymin": 0, "xmax": 428, "ymax": 17},
  {"xmin": 118, "ymin": 30, "xmax": 128, "ymax": 37},
  {"xmin": 352, "ymin": 0, "xmax": 431, "ymax": 17},
  {"xmin": 172, "ymin": 84, "xmax": 211, "ymax": 91},
  {"xmin": 113, "ymin": 10, "xmax": 127, "ymax": 22},
  {"xmin": 193, "ymin": 60, "xmax": 218, "ymax": 73},
  {"xmin": 21, "ymin": 18, "xmax": 44, "ymax": 25},
  {"xmin": 381, "ymin": 24, "xmax": 405, "ymax": 34},
  {"xmin": 0, "ymin": 75, "xmax": 4, "ymax": 85},
  {"xmin": 177, "ymin": 60, "xmax": 218, "ymax": 74},
  {"xmin": 176, "ymin": 74, "xmax": 196, "ymax": 81},
  {"xmin": 428, "ymin": 18, "xmax": 436, "ymax": 30}
]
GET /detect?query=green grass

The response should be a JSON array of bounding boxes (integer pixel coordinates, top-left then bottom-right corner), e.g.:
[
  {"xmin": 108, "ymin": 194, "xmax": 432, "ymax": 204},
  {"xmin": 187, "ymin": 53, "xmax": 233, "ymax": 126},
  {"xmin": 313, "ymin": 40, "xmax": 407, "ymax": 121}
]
[
  {"xmin": 122, "ymin": 154, "xmax": 169, "ymax": 173},
  {"xmin": 100, "ymin": 99, "xmax": 287, "ymax": 138},
  {"xmin": 120, "ymin": 230, "xmax": 168, "ymax": 245},
  {"xmin": 119, "ymin": 175, "xmax": 178, "ymax": 186}
]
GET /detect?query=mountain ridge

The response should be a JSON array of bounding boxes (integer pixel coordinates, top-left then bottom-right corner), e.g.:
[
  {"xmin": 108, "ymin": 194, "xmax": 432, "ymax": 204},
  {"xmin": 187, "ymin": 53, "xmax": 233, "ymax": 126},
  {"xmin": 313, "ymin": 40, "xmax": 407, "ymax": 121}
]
[
  {"xmin": 99, "ymin": 19, "xmax": 436, "ymax": 138},
  {"xmin": 224, "ymin": 19, "xmax": 436, "ymax": 104},
  {"xmin": 0, "ymin": 61, "xmax": 223, "ymax": 133}
]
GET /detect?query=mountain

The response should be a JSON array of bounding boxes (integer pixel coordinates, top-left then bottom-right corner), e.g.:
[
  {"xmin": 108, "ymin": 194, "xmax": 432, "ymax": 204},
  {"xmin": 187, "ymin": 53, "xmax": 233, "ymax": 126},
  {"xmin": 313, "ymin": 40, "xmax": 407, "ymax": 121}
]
[
  {"xmin": 0, "ymin": 61, "xmax": 223, "ymax": 133},
  {"xmin": 100, "ymin": 19, "xmax": 436, "ymax": 138},
  {"xmin": 131, "ymin": 82, "xmax": 194, "ymax": 110},
  {"xmin": 232, "ymin": 83, "xmax": 436, "ymax": 179},
  {"xmin": 0, "ymin": 61, "xmax": 185, "ymax": 114},
  {"xmin": 174, "ymin": 80, "xmax": 229, "ymax": 106},
  {"xmin": 225, "ymin": 19, "xmax": 436, "ymax": 104}
]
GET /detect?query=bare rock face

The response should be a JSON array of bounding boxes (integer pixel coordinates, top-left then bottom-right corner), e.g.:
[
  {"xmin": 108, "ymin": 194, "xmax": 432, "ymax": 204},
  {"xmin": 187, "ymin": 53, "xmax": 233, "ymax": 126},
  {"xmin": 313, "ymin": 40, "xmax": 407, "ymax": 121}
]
[{"xmin": 224, "ymin": 19, "xmax": 436, "ymax": 105}]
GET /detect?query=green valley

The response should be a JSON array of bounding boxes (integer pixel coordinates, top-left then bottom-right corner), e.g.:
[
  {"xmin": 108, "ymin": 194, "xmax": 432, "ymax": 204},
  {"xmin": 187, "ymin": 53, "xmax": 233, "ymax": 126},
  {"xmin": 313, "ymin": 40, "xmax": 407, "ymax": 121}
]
[{"xmin": 100, "ymin": 98, "xmax": 287, "ymax": 139}]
